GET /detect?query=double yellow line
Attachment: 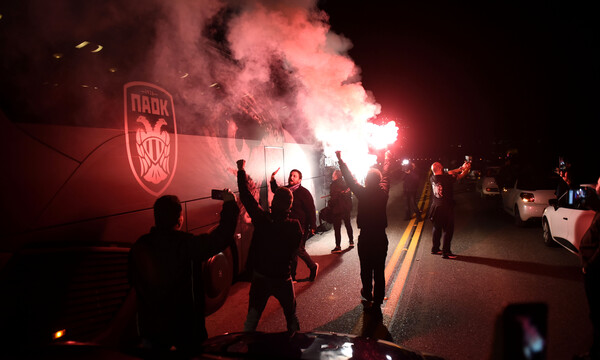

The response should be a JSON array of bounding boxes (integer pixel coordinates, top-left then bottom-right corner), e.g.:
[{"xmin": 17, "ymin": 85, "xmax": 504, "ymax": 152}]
[
  {"xmin": 382, "ymin": 181, "xmax": 430, "ymax": 324},
  {"xmin": 352, "ymin": 178, "xmax": 431, "ymax": 332}
]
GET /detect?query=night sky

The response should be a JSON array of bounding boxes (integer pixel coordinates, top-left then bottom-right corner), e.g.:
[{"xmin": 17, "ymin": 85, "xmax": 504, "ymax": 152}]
[{"xmin": 319, "ymin": 1, "xmax": 597, "ymax": 167}]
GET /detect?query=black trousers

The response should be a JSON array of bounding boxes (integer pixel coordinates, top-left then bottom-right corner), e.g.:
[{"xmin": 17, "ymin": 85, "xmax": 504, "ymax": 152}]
[
  {"xmin": 357, "ymin": 229, "xmax": 388, "ymax": 305},
  {"xmin": 333, "ymin": 212, "xmax": 353, "ymax": 247},
  {"xmin": 431, "ymin": 205, "xmax": 455, "ymax": 254},
  {"xmin": 244, "ymin": 271, "xmax": 299, "ymax": 332},
  {"xmin": 404, "ymin": 190, "xmax": 421, "ymax": 219},
  {"xmin": 291, "ymin": 232, "xmax": 317, "ymax": 278}
]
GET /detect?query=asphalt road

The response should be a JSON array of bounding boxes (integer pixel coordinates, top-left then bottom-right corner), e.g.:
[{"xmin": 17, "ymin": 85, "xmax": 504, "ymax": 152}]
[{"xmin": 205, "ymin": 172, "xmax": 592, "ymax": 360}]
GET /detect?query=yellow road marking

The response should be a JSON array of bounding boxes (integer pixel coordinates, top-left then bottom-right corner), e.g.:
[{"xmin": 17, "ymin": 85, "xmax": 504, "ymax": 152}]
[
  {"xmin": 384, "ymin": 217, "xmax": 416, "ymax": 282},
  {"xmin": 383, "ymin": 220, "xmax": 424, "ymax": 322}
]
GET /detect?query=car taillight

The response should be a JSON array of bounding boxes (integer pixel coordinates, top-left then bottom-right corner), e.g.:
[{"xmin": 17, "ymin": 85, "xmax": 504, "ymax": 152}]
[{"xmin": 520, "ymin": 192, "xmax": 535, "ymax": 202}]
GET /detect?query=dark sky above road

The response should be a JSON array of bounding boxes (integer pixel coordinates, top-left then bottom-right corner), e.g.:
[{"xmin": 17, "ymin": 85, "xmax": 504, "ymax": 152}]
[{"xmin": 318, "ymin": 1, "xmax": 597, "ymax": 161}]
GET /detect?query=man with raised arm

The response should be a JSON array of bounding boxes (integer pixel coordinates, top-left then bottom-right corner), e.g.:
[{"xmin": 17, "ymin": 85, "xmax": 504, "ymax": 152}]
[
  {"xmin": 238, "ymin": 160, "xmax": 302, "ymax": 332},
  {"xmin": 428, "ymin": 160, "xmax": 471, "ymax": 259},
  {"xmin": 270, "ymin": 167, "xmax": 319, "ymax": 281},
  {"xmin": 336, "ymin": 150, "xmax": 391, "ymax": 316}
]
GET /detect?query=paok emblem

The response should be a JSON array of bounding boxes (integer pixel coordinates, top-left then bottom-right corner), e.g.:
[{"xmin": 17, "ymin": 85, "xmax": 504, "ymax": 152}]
[{"xmin": 124, "ymin": 82, "xmax": 177, "ymax": 196}]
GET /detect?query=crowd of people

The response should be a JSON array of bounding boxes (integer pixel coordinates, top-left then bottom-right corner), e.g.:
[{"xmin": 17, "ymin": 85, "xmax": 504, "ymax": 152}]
[{"xmin": 128, "ymin": 153, "xmax": 599, "ymax": 359}]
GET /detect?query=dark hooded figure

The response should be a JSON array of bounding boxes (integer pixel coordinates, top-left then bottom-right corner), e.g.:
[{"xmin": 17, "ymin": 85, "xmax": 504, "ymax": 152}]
[{"xmin": 237, "ymin": 159, "xmax": 303, "ymax": 332}]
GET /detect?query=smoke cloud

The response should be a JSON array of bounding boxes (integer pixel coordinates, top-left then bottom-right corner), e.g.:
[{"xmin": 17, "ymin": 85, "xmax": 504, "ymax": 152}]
[
  {"xmin": 149, "ymin": 0, "xmax": 381, "ymax": 166},
  {"xmin": 227, "ymin": 1, "xmax": 381, "ymax": 161},
  {"xmin": 3, "ymin": 0, "xmax": 382, "ymax": 173}
]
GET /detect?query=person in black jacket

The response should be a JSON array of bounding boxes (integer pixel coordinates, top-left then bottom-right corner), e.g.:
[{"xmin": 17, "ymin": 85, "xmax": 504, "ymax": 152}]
[
  {"xmin": 576, "ymin": 177, "xmax": 600, "ymax": 360},
  {"xmin": 403, "ymin": 162, "xmax": 422, "ymax": 220},
  {"xmin": 270, "ymin": 168, "xmax": 319, "ymax": 281},
  {"xmin": 128, "ymin": 192, "xmax": 239, "ymax": 354},
  {"xmin": 336, "ymin": 150, "xmax": 391, "ymax": 314},
  {"xmin": 330, "ymin": 169, "xmax": 354, "ymax": 253},
  {"xmin": 238, "ymin": 159, "xmax": 303, "ymax": 332},
  {"xmin": 428, "ymin": 160, "xmax": 471, "ymax": 259}
]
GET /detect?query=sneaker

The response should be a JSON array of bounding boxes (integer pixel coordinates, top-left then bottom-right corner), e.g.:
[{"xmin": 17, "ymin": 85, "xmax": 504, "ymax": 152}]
[
  {"xmin": 331, "ymin": 247, "xmax": 342, "ymax": 253},
  {"xmin": 442, "ymin": 253, "xmax": 458, "ymax": 259},
  {"xmin": 348, "ymin": 240, "xmax": 355, "ymax": 248},
  {"xmin": 431, "ymin": 249, "xmax": 442, "ymax": 255},
  {"xmin": 309, "ymin": 263, "xmax": 319, "ymax": 281},
  {"xmin": 360, "ymin": 289, "xmax": 372, "ymax": 303}
]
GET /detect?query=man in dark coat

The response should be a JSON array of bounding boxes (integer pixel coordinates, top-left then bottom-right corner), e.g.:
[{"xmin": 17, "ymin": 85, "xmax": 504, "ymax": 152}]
[
  {"xmin": 128, "ymin": 193, "xmax": 239, "ymax": 353},
  {"xmin": 403, "ymin": 162, "xmax": 422, "ymax": 220},
  {"xmin": 270, "ymin": 168, "xmax": 319, "ymax": 281},
  {"xmin": 237, "ymin": 159, "xmax": 303, "ymax": 332},
  {"xmin": 336, "ymin": 150, "xmax": 391, "ymax": 314},
  {"xmin": 576, "ymin": 177, "xmax": 600, "ymax": 360},
  {"xmin": 329, "ymin": 169, "xmax": 354, "ymax": 253}
]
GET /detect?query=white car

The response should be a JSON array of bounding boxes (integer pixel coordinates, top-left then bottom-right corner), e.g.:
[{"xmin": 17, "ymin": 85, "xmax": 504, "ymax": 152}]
[
  {"xmin": 542, "ymin": 186, "xmax": 597, "ymax": 254},
  {"xmin": 479, "ymin": 166, "xmax": 501, "ymax": 197},
  {"xmin": 502, "ymin": 172, "xmax": 559, "ymax": 226}
]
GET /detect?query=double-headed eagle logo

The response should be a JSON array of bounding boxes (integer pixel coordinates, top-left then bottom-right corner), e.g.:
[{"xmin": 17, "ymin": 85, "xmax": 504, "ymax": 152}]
[
  {"xmin": 124, "ymin": 82, "xmax": 177, "ymax": 196},
  {"xmin": 135, "ymin": 116, "xmax": 170, "ymax": 185}
]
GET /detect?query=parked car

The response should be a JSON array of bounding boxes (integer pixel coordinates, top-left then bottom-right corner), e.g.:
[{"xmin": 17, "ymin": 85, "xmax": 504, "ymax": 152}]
[
  {"xmin": 501, "ymin": 171, "xmax": 559, "ymax": 226},
  {"xmin": 478, "ymin": 166, "xmax": 501, "ymax": 197},
  {"xmin": 8, "ymin": 331, "xmax": 444, "ymax": 359},
  {"xmin": 542, "ymin": 186, "xmax": 597, "ymax": 253}
]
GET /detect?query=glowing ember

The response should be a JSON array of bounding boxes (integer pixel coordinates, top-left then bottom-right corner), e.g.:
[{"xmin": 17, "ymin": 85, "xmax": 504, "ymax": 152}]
[
  {"xmin": 366, "ymin": 121, "xmax": 399, "ymax": 150},
  {"xmin": 318, "ymin": 120, "xmax": 398, "ymax": 183}
]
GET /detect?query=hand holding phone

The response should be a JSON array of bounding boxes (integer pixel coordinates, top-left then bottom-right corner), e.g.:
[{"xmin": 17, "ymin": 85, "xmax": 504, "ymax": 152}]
[
  {"xmin": 211, "ymin": 189, "xmax": 224, "ymax": 200},
  {"xmin": 212, "ymin": 188, "xmax": 235, "ymax": 202}
]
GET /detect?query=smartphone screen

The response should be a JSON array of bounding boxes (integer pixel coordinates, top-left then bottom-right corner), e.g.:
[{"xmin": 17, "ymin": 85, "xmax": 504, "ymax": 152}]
[
  {"xmin": 211, "ymin": 189, "xmax": 223, "ymax": 200},
  {"xmin": 502, "ymin": 302, "xmax": 547, "ymax": 360}
]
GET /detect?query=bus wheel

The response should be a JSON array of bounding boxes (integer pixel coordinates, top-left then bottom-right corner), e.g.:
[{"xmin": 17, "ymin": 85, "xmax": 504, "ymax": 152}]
[{"xmin": 203, "ymin": 246, "xmax": 234, "ymax": 315}]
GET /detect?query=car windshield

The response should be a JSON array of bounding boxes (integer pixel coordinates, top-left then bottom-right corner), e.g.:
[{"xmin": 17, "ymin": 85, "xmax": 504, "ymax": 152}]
[{"xmin": 518, "ymin": 173, "xmax": 559, "ymax": 191}]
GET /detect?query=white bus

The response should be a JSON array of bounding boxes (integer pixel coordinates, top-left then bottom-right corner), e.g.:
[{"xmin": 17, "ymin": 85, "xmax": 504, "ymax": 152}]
[{"xmin": 0, "ymin": 0, "xmax": 328, "ymax": 350}]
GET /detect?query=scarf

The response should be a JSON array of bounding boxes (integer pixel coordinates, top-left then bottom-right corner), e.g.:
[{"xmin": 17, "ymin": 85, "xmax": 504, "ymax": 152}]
[{"xmin": 288, "ymin": 183, "xmax": 301, "ymax": 193}]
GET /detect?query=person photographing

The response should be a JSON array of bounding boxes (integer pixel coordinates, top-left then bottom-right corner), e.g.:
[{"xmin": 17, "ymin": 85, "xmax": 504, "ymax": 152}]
[{"xmin": 428, "ymin": 159, "xmax": 471, "ymax": 259}]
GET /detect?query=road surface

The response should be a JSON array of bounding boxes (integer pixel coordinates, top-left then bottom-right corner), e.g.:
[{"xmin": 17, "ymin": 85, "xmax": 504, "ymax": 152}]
[{"xmin": 206, "ymin": 170, "xmax": 592, "ymax": 359}]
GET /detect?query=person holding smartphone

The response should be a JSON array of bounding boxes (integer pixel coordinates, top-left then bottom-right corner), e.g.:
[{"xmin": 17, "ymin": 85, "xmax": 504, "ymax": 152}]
[
  {"xmin": 576, "ymin": 176, "xmax": 600, "ymax": 360},
  {"xmin": 128, "ymin": 192, "xmax": 239, "ymax": 354}
]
